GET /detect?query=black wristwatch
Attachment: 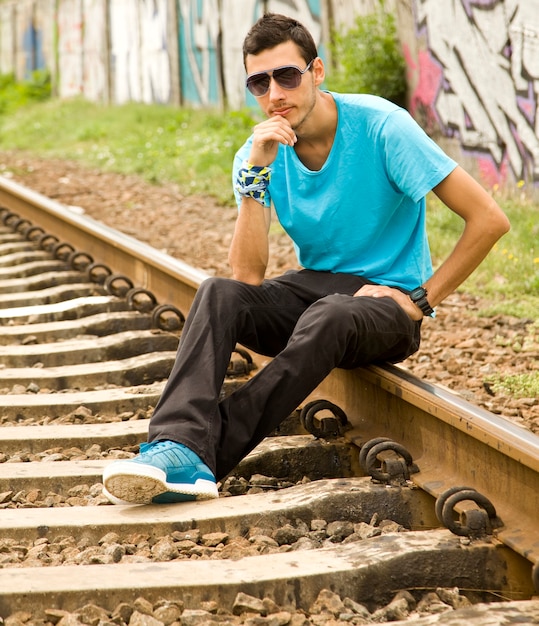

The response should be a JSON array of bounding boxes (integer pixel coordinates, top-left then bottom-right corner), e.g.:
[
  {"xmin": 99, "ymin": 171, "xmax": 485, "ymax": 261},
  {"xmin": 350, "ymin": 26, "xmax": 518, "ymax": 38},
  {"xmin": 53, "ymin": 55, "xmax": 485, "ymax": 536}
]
[{"xmin": 409, "ymin": 286, "xmax": 434, "ymax": 317}]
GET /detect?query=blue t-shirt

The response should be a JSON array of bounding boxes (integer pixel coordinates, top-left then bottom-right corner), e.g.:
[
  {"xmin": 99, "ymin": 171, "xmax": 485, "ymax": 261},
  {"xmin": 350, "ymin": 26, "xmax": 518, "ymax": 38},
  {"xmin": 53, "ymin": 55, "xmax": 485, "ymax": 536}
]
[{"xmin": 233, "ymin": 93, "xmax": 457, "ymax": 290}]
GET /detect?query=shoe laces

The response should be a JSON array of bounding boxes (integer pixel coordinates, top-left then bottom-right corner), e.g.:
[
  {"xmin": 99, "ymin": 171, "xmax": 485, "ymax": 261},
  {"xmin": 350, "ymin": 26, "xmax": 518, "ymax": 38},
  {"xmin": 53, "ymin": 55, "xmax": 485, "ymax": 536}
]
[{"xmin": 140, "ymin": 440, "xmax": 201, "ymax": 469}]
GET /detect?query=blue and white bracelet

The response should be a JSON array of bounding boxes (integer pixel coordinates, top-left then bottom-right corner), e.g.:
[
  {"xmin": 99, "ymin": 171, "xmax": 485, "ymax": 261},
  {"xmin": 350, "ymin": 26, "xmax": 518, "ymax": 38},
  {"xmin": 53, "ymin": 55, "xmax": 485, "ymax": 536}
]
[{"xmin": 234, "ymin": 162, "xmax": 271, "ymax": 206}]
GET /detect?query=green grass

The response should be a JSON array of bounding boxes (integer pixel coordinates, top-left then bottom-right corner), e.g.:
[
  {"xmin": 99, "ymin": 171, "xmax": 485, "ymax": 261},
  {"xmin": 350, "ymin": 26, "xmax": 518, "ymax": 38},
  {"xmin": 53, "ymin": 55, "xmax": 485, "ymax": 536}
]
[
  {"xmin": 485, "ymin": 317, "xmax": 538, "ymax": 397},
  {"xmin": 0, "ymin": 97, "xmax": 258, "ymax": 204},
  {"xmin": 426, "ymin": 194, "xmax": 539, "ymax": 318},
  {"xmin": 1, "ymin": 96, "xmax": 537, "ymax": 322},
  {"xmin": 0, "ymin": 70, "xmax": 51, "ymax": 115}
]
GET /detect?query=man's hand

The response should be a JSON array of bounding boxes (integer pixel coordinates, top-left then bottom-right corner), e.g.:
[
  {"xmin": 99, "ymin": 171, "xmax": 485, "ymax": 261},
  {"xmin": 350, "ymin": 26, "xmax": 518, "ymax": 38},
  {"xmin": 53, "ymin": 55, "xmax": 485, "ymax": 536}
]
[
  {"xmin": 354, "ymin": 284, "xmax": 424, "ymax": 321},
  {"xmin": 249, "ymin": 116, "xmax": 297, "ymax": 166}
]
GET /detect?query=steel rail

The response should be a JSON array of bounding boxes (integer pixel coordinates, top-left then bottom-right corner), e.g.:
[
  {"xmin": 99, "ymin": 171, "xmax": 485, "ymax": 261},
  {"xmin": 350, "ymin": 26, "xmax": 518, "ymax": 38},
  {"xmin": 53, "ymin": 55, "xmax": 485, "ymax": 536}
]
[
  {"xmin": 0, "ymin": 176, "xmax": 206, "ymax": 317},
  {"xmin": 1, "ymin": 174, "xmax": 538, "ymax": 590}
]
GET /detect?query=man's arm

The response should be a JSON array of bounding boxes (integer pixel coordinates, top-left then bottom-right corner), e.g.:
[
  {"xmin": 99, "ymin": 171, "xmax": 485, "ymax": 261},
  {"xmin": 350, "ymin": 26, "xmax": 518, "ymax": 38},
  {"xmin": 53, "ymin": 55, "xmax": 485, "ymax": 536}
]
[
  {"xmin": 228, "ymin": 116, "xmax": 297, "ymax": 285},
  {"xmin": 228, "ymin": 196, "xmax": 271, "ymax": 285},
  {"xmin": 356, "ymin": 166, "xmax": 510, "ymax": 318},
  {"xmin": 423, "ymin": 165, "xmax": 510, "ymax": 307}
]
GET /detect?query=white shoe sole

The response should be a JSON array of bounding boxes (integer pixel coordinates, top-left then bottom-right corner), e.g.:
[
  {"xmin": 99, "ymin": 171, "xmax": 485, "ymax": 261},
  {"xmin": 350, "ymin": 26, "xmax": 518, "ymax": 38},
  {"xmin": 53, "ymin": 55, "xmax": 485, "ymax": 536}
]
[{"xmin": 102, "ymin": 461, "xmax": 218, "ymax": 505}]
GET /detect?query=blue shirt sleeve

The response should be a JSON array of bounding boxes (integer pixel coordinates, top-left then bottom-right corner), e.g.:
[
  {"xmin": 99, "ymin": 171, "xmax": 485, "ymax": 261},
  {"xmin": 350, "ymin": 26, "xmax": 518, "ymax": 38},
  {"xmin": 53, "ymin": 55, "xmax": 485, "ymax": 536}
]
[{"xmin": 380, "ymin": 109, "xmax": 457, "ymax": 202}]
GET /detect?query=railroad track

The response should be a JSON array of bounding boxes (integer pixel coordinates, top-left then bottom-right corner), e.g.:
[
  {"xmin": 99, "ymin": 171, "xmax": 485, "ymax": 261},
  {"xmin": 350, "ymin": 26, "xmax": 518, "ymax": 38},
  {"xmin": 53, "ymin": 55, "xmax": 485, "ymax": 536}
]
[{"xmin": 0, "ymin": 175, "xmax": 538, "ymax": 625}]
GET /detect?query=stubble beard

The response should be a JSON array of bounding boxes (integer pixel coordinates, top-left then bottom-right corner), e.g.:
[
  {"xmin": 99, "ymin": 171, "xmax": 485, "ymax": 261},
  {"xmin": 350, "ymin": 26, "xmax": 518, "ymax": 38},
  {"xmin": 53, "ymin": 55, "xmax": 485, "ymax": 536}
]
[{"xmin": 291, "ymin": 88, "xmax": 317, "ymax": 134}]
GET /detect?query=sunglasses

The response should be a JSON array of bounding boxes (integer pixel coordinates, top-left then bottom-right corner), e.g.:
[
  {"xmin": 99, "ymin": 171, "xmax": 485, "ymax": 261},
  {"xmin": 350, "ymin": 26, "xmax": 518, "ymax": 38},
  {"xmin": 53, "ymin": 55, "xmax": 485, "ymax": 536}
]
[{"xmin": 245, "ymin": 60, "xmax": 314, "ymax": 97}]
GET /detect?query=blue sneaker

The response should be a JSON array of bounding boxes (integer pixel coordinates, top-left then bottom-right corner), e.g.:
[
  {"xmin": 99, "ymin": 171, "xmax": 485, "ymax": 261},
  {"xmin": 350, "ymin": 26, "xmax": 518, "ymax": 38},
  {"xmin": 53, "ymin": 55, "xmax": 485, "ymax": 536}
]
[{"xmin": 102, "ymin": 440, "xmax": 218, "ymax": 505}]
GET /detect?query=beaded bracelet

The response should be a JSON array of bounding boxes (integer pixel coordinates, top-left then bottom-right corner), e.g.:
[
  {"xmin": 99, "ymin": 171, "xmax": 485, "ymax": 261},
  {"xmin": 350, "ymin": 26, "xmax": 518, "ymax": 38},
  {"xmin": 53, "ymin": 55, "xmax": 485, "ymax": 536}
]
[{"xmin": 234, "ymin": 162, "xmax": 271, "ymax": 206}]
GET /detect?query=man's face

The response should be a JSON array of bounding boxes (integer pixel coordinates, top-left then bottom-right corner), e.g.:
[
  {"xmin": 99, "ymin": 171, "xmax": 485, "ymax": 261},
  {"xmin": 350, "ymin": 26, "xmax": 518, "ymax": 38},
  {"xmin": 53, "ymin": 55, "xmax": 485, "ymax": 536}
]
[{"xmin": 245, "ymin": 41, "xmax": 320, "ymax": 130}]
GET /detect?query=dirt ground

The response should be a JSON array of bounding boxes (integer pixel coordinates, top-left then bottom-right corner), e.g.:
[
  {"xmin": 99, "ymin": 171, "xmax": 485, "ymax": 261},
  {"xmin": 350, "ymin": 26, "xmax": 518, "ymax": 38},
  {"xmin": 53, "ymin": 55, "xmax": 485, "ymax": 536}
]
[{"xmin": 1, "ymin": 151, "xmax": 537, "ymax": 434}]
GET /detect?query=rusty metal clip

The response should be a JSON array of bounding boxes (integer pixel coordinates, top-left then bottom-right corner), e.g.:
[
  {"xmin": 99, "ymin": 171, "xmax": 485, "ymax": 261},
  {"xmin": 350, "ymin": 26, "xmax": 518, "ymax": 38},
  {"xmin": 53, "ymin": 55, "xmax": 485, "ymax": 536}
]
[
  {"xmin": 68, "ymin": 251, "xmax": 94, "ymax": 272},
  {"xmin": 2, "ymin": 211, "xmax": 20, "ymax": 227},
  {"xmin": 38, "ymin": 232, "xmax": 59, "ymax": 251},
  {"xmin": 435, "ymin": 486, "xmax": 503, "ymax": 538},
  {"xmin": 0, "ymin": 207, "xmax": 12, "ymax": 222},
  {"xmin": 299, "ymin": 399, "xmax": 348, "ymax": 439},
  {"xmin": 53, "ymin": 241, "xmax": 75, "ymax": 261},
  {"xmin": 86, "ymin": 262, "xmax": 112, "ymax": 284},
  {"xmin": 151, "ymin": 304, "xmax": 185, "ymax": 331},
  {"xmin": 227, "ymin": 347, "xmax": 255, "ymax": 377},
  {"xmin": 104, "ymin": 273, "xmax": 134, "ymax": 297},
  {"xmin": 14, "ymin": 218, "xmax": 32, "ymax": 234},
  {"xmin": 25, "ymin": 225, "xmax": 45, "ymax": 241},
  {"xmin": 126, "ymin": 287, "xmax": 158, "ymax": 313},
  {"xmin": 359, "ymin": 437, "xmax": 419, "ymax": 484}
]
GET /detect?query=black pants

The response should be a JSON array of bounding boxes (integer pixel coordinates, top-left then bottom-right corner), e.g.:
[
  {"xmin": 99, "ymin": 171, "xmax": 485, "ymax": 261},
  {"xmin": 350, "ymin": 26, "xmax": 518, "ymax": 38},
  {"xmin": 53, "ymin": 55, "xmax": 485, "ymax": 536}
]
[{"xmin": 148, "ymin": 270, "xmax": 421, "ymax": 480}]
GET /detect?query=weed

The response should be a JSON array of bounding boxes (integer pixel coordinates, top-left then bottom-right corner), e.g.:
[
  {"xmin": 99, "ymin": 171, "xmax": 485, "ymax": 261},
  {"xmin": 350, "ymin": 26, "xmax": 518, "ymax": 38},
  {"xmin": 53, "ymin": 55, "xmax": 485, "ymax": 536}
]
[
  {"xmin": 485, "ymin": 372, "xmax": 539, "ymax": 399},
  {"xmin": 326, "ymin": 0, "xmax": 407, "ymax": 106},
  {"xmin": 0, "ymin": 70, "xmax": 51, "ymax": 115}
]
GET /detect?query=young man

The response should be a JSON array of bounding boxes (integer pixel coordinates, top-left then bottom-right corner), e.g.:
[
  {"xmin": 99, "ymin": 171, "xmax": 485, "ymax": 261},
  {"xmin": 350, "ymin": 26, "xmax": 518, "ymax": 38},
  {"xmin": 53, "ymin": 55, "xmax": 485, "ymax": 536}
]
[{"xmin": 103, "ymin": 13, "xmax": 509, "ymax": 505}]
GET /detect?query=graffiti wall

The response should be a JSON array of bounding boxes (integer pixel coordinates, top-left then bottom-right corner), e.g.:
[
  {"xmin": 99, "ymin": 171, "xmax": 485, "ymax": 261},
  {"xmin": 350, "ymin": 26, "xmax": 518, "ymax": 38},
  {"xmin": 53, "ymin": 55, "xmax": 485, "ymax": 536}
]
[
  {"xmin": 0, "ymin": 0, "xmax": 537, "ymax": 184},
  {"xmin": 178, "ymin": 0, "xmax": 323, "ymax": 109},
  {"xmin": 83, "ymin": 0, "xmax": 108, "ymax": 102},
  {"xmin": 110, "ymin": 0, "xmax": 171, "ymax": 104},
  {"xmin": 409, "ymin": 0, "xmax": 539, "ymax": 184}
]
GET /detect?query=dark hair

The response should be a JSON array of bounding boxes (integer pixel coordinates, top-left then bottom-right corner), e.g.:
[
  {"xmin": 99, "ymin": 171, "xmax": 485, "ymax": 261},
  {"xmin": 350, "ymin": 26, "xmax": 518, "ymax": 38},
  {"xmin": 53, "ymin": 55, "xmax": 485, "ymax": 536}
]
[{"xmin": 242, "ymin": 13, "xmax": 318, "ymax": 67}]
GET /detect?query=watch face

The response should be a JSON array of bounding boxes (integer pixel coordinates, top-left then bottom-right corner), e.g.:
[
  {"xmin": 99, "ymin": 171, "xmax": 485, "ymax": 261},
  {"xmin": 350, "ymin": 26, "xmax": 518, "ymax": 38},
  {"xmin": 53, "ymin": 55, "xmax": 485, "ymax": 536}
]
[{"xmin": 410, "ymin": 287, "xmax": 426, "ymax": 301}]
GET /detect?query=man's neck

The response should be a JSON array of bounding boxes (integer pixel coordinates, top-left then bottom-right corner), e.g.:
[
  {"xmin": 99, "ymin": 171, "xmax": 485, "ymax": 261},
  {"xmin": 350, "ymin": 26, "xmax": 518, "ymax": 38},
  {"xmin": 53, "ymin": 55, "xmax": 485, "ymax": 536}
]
[{"xmin": 294, "ymin": 92, "xmax": 337, "ymax": 171}]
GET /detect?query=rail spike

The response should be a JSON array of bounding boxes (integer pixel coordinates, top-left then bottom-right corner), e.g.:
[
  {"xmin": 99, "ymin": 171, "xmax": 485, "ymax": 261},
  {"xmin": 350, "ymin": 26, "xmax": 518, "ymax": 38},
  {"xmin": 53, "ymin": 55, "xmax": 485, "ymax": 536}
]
[
  {"xmin": 359, "ymin": 437, "xmax": 419, "ymax": 485},
  {"xmin": 435, "ymin": 485, "xmax": 503, "ymax": 539},
  {"xmin": 299, "ymin": 399, "xmax": 349, "ymax": 439}
]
